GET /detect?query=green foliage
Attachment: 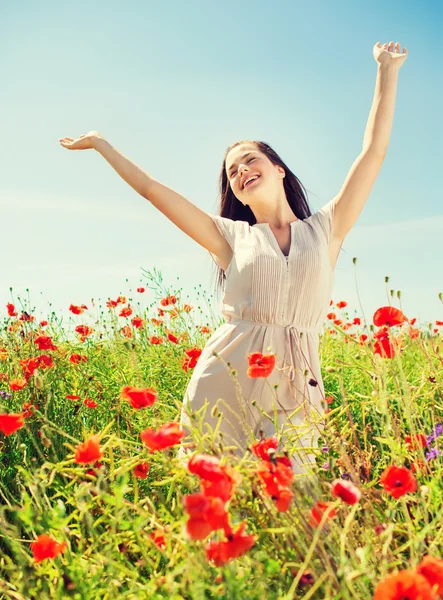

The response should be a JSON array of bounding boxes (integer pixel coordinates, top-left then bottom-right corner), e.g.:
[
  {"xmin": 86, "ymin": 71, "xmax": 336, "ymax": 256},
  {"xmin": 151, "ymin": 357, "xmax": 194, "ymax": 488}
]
[{"xmin": 0, "ymin": 282, "xmax": 442, "ymax": 599}]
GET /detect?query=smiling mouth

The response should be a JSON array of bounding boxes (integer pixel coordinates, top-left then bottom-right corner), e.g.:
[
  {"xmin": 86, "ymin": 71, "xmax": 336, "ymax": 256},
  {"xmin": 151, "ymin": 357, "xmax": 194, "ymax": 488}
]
[{"xmin": 243, "ymin": 176, "xmax": 260, "ymax": 189}]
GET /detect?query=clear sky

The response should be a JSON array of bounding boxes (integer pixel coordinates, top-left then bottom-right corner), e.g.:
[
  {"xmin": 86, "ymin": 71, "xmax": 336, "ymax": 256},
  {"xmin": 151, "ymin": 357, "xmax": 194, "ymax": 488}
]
[{"xmin": 1, "ymin": 0, "xmax": 442, "ymax": 333}]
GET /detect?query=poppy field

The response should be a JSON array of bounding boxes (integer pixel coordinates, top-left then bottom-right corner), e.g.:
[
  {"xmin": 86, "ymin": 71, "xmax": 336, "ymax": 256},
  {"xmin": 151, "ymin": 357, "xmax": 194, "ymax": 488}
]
[{"xmin": 0, "ymin": 272, "xmax": 442, "ymax": 599}]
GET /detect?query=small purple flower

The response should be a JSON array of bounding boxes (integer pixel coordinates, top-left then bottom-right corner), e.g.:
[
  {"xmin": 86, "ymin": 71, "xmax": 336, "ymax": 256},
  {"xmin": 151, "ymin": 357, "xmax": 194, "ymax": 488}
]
[
  {"xmin": 341, "ymin": 472, "xmax": 352, "ymax": 480},
  {"xmin": 322, "ymin": 461, "xmax": 330, "ymax": 470},
  {"xmin": 425, "ymin": 445, "xmax": 440, "ymax": 461},
  {"xmin": 321, "ymin": 446, "xmax": 329, "ymax": 454},
  {"xmin": 0, "ymin": 390, "xmax": 12, "ymax": 400},
  {"xmin": 426, "ymin": 423, "xmax": 443, "ymax": 446}
]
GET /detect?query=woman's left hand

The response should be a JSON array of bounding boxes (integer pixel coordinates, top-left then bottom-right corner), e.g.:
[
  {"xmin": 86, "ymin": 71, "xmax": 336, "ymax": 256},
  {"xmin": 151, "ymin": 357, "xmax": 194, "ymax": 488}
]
[{"xmin": 373, "ymin": 41, "xmax": 408, "ymax": 69}]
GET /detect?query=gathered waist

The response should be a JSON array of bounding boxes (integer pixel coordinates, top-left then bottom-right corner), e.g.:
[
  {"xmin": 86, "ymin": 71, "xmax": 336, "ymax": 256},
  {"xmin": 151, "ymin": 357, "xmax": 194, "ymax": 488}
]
[{"xmin": 226, "ymin": 317, "xmax": 320, "ymax": 334}]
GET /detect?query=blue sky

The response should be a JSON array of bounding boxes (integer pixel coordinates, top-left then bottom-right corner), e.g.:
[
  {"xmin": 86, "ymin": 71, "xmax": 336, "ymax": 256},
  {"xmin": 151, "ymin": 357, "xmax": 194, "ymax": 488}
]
[{"xmin": 1, "ymin": 0, "xmax": 442, "ymax": 333}]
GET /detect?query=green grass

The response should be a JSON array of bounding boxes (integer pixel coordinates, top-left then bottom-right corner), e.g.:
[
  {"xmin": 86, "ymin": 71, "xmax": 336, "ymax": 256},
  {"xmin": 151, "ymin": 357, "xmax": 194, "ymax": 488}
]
[{"xmin": 0, "ymin": 275, "xmax": 442, "ymax": 599}]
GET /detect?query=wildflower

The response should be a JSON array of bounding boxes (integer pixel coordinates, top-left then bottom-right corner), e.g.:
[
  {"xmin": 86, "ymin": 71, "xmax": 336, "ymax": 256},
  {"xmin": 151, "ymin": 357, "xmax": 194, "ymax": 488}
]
[
  {"xmin": 69, "ymin": 304, "xmax": 88, "ymax": 315},
  {"xmin": 373, "ymin": 569, "xmax": 434, "ymax": 600},
  {"xmin": 34, "ymin": 335, "xmax": 57, "ymax": 351},
  {"xmin": 247, "ymin": 352, "xmax": 276, "ymax": 378},
  {"xmin": 309, "ymin": 501, "xmax": 337, "ymax": 527},
  {"xmin": 187, "ymin": 454, "xmax": 226, "ymax": 481},
  {"xmin": 250, "ymin": 436, "xmax": 279, "ymax": 461},
  {"xmin": 330, "ymin": 479, "xmax": 361, "ymax": 505},
  {"xmin": 0, "ymin": 413, "xmax": 25, "ymax": 436},
  {"xmin": 373, "ymin": 306, "xmax": 407, "ymax": 328},
  {"xmin": 9, "ymin": 378, "xmax": 28, "ymax": 391},
  {"xmin": 140, "ymin": 422, "xmax": 185, "ymax": 452},
  {"xmin": 75, "ymin": 325, "xmax": 93, "ymax": 340},
  {"xmin": 379, "ymin": 465, "xmax": 417, "ymax": 499},
  {"xmin": 6, "ymin": 303, "xmax": 17, "ymax": 317},
  {"xmin": 120, "ymin": 385, "xmax": 157, "ymax": 409},
  {"xmin": 182, "ymin": 347, "xmax": 202, "ymax": 371},
  {"xmin": 199, "ymin": 464, "xmax": 240, "ymax": 503},
  {"xmin": 83, "ymin": 398, "xmax": 98, "ymax": 408},
  {"xmin": 426, "ymin": 423, "xmax": 443, "ymax": 445},
  {"xmin": 425, "ymin": 446, "xmax": 440, "ymax": 461},
  {"xmin": 31, "ymin": 534, "xmax": 67, "ymax": 563},
  {"xmin": 183, "ymin": 492, "xmax": 231, "ymax": 540},
  {"xmin": 405, "ymin": 433, "xmax": 427, "ymax": 451},
  {"xmin": 416, "ymin": 555, "xmax": 443, "ymax": 595},
  {"xmin": 133, "ymin": 462, "xmax": 150, "ymax": 479},
  {"xmin": 69, "ymin": 354, "xmax": 88, "ymax": 364},
  {"xmin": 205, "ymin": 521, "xmax": 256, "ymax": 566},
  {"xmin": 149, "ymin": 529, "xmax": 166, "ymax": 550},
  {"xmin": 74, "ymin": 434, "xmax": 103, "ymax": 464}
]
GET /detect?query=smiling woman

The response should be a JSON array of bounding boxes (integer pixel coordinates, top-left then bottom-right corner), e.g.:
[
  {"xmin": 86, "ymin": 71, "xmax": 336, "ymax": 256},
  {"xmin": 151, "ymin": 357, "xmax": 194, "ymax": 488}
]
[{"xmin": 58, "ymin": 130, "xmax": 341, "ymax": 479}]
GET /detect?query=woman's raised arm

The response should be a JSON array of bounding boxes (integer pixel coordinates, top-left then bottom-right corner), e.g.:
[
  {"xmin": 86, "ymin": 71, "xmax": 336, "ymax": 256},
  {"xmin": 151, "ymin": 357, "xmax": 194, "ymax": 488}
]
[{"xmin": 58, "ymin": 131, "xmax": 233, "ymax": 269}]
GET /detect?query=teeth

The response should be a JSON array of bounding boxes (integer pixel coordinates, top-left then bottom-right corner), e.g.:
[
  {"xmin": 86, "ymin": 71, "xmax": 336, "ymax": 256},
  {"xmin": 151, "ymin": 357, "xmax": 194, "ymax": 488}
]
[{"xmin": 244, "ymin": 175, "xmax": 259, "ymax": 188}]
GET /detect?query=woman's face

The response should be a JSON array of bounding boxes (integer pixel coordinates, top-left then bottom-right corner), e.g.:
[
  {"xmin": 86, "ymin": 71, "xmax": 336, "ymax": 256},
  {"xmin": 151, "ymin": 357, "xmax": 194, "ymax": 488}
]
[{"xmin": 225, "ymin": 144, "xmax": 284, "ymax": 203}]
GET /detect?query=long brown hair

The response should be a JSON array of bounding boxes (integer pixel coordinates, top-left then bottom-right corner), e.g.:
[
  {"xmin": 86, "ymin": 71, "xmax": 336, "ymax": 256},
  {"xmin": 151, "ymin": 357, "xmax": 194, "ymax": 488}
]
[{"xmin": 210, "ymin": 140, "xmax": 314, "ymax": 296}]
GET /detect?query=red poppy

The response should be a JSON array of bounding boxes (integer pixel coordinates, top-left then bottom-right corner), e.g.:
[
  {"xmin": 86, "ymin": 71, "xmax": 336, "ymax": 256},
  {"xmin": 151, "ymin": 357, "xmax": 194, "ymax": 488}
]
[
  {"xmin": 9, "ymin": 378, "xmax": 28, "ymax": 391},
  {"xmin": 257, "ymin": 459, "xmax": 294, "ymax": 491},
  {"xmin": 187, "ymin": 454, "xmax": 226, "ymax": 481},
  {"xmin": 416, "ymin": 555, "xmax": 443, "ymax": 595},
  {"xmin": 131, "ymin": 316, "xmax": 144, "ymax": 329},
  {"xmin": 373, "ymin": 569, "xmax": 434, "ymax": 600},
  {"xmin": 250, "ymin": 437, "xmax": 279, "ymax": 461},
  {"xmin": 205, "ymin": 521, "xmax": 256, "ymax": 566},
  {"xmin": 34, "ymin": 335, "xmax": 58, "ymax": 351},
  {"xmin": 69, "ymin": 304, "xmax": 88, "ymax": 315},
  {"xmin": 140, "ymin": 422, "xmax": 185, "ymax": 452},
  {"xmin": 83, "ymin": 398, "xmax": 98, "ymax": 408},
  {"xmin": 0, "ymin": 413, "xmax": 25, "ymax": 436},
  {"xmin": 74, "ymin": 434, "xmax": 103, "ymax": 464},
  {"xmin": 373, "ymin": 306, "xmax": 407, "ymax": 328},
  {"xmin": 200, "ymin": 464, "xmax": 240, "ymax": 503},
  {"xmin": 69, "ymin": 354, "xmax": 88, "ymax": 364},
  {"xmin": 120, "ymin": 385, "xmax": 157, "ymax": 409},
  {"xmin": 31, "ymin": 534, "xmax": 67, "ymax": 563},
  {"xmin": 373, "ymin": 329, "xmax": 403, "ymax": 359},
  {"xmin": 182, "ymin": 347, "xmax": 203, "ymax": 371},
  {"xmin": 75, "ymin": 325, "xmax": 93, "ymax": 340},
  {"xmin": 149, "ymin": 529, "xmax": 166, "ymax": 550},
  {"xmin": 379, "ymin": 465, "xmax": 417, "ymax": 499},
  {"xmin": 275, "ymin": 487, "xmax": 293, "ymax": 512},
  {"xmin": 309, "ymin": 501, "xmax": 337, "ymax": 527},
  {"xmin": 247, "ymin": 352, "xmax": 276, "ymax": 378},
  {"xmin": 405, "ymin": 433, "xmax": 427, "ymax": 451},
  {"xmin": 183, "ymin": 493, "xmax": 231, "ymax": 540},
  {"xmin": 133, "ymin": 462, "xmax": 150, "ymax": 479},
  {"xmin": 331, "ymin": 479, "xmax": 361, "ymax": 505},
  {"xmin": 6, "ymin": 303, "xmax": 17, "ymax": 316}
]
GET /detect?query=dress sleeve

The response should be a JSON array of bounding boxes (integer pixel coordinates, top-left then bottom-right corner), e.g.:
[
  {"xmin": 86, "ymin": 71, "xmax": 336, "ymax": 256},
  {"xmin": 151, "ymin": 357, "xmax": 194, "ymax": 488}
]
[
  {"xmin": 310, "ymin": 198, "xmax": 336, "ymax": 243},
  {"xmin": 207, "ymin": 214, "xmax": 238, "ymax": 272}
]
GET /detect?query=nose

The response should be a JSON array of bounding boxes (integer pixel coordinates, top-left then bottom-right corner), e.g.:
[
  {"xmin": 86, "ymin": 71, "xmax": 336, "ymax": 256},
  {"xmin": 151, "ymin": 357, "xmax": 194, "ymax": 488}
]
[{"xmin": 238, "ymin": 163, "xmax": 249, "ymax": 178}]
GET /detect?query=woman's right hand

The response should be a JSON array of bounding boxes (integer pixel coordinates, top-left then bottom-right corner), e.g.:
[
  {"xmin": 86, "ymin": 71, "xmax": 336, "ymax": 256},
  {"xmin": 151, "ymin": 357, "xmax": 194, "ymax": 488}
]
[{"xmin": 59, "ymin": 130, "xmax": 104, "ymax": 150}]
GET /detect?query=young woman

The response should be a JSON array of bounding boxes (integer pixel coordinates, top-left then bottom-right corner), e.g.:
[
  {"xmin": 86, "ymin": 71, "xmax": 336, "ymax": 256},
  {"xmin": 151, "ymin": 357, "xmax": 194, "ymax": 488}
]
[{"xmin": 59, "ymin": 39, "xmax": 406, "ymax": 477}]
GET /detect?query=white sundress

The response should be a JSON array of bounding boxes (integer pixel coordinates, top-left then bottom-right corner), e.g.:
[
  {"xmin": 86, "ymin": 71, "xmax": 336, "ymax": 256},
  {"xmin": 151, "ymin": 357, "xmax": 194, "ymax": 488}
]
[{"xmin": 178, "ymin": 199, "xmax": 336, "ymax": 475}]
